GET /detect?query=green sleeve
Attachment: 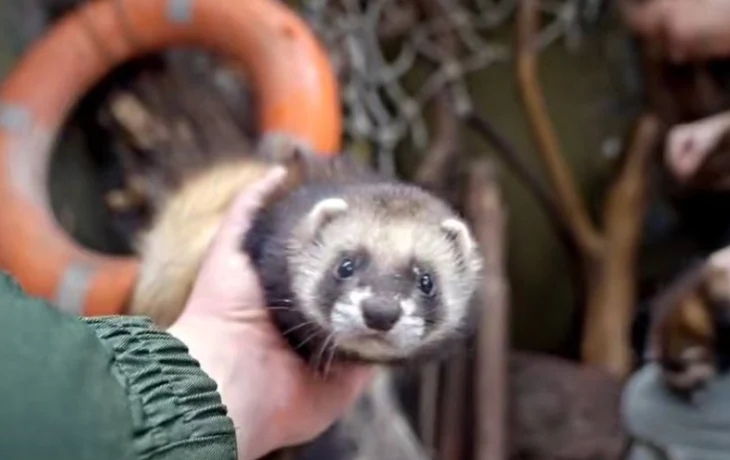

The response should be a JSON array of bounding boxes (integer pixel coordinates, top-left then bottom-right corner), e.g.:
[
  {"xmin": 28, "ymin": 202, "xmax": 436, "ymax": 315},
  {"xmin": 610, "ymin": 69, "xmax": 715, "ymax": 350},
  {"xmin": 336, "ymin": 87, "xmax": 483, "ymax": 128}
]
[{"xmin": 0, "ymin": 271, "xmax": 238, "ymax": 460}]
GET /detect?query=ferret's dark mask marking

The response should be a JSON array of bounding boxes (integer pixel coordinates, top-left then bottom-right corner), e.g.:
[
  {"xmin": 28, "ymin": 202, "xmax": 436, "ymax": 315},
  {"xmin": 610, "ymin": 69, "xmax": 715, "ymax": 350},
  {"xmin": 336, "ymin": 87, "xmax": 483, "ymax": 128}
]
[
  {"xmin": 242, "ymin": 201, "xmax": 332, "ymax": 365},
  {"xmin": 411, "ymin": 259, "xmax": 443, "ymax": 333},
  {"xmin": 334, "ymin": 248, "xmax": 371, "ymax": 278},
  {"xmin": 316, "ymin": 252, "xmax": 444, "ymax": 336},
  {"xmin": 316, "ymin": 248, "xmax": 371, "ymax": 316}
]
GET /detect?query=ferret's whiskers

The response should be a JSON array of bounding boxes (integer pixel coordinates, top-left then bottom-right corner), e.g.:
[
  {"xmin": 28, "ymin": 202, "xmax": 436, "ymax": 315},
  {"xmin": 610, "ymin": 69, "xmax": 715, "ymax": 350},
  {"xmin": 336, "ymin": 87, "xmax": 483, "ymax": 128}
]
[
  {"xmin": 295, "ymin": 330, "xmax": 321, "ymax": 352},
  {"xmin": 323, "ymin": 338, "xmax": 338, "ymax": 378},
  {"xmin": 314, "ymin": 333, "xmax": 334, "ymax": 377},
  {"xmin": 280, "ymin": 320, "xmax": 317, "ymax": 338},
  {"xmin": 267, "ymin": 306, "xmax": 295, "ymax": 312},
  {"xmin": 268, "ymin": 298, "xmax": 294, "ymax": 304}
]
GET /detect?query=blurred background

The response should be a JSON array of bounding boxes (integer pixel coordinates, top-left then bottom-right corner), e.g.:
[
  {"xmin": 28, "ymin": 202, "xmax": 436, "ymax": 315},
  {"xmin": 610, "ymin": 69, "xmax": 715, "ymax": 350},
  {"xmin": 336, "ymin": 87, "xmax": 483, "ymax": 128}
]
[{"xmin": 4, "ymin": 0, "xmax": 730, "ymax": 459}]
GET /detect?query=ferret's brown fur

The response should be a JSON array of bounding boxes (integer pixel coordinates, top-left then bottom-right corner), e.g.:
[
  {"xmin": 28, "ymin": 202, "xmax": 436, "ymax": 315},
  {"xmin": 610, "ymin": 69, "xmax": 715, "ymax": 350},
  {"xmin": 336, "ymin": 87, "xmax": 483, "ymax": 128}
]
[{"xmin": 650, "ymin": 254, "xmax": 730, "ymax": 394}]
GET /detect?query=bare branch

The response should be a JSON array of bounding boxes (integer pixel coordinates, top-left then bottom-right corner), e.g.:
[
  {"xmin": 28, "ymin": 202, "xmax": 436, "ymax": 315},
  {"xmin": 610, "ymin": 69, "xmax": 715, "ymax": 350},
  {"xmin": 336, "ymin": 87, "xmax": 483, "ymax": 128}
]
[
  {"xmin": 582, "ymin": 114, "xmax": 661, "ymax": 378},
  {"xmin": 466, "ymin": 160, "xmax": 509, "ymax": 460},
  {"xmin": 516, "ymin": 0, "xmax": 603, "ymax": 259},
  {"xmin": 463, "ymin": 111, "xmax": 579, "ymax": 261}
]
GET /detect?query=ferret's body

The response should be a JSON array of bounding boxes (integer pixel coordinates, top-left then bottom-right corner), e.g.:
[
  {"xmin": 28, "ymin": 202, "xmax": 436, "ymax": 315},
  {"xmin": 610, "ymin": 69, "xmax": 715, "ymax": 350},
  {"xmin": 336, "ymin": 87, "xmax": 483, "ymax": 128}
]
[
  {"xmin": 650, "ymin": 253, "xmax": 730, "ymax": 396},
  {"xmin": 129, "ymin": 147, "xmax": 483, "ymax": 365},
  {"xmin": 128, "ymin": 157, "xmax": 281, "ymax": 327}
]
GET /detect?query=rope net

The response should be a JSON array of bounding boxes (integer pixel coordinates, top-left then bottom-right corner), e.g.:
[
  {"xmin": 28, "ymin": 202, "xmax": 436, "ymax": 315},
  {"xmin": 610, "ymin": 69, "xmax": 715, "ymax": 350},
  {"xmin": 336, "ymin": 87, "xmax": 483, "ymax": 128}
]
[{"xmin": 294, "ymin": 0, "xmax": 607, "ymax": 173}]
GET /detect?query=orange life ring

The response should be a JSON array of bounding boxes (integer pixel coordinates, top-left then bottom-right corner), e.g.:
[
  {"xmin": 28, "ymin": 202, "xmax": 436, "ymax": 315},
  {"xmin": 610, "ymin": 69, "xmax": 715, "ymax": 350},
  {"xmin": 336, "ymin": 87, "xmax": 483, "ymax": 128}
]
[{"xmin": 0, "ymin": 0, "xmax": 342, "ymax": 316}]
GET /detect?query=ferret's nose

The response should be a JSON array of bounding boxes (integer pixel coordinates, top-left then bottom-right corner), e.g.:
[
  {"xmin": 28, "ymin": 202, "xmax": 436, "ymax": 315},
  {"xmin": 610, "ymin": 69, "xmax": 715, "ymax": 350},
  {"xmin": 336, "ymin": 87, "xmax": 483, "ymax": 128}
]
[{"xmin": 361, "ymin": 298, "xmax": 402, "ymax": 331}]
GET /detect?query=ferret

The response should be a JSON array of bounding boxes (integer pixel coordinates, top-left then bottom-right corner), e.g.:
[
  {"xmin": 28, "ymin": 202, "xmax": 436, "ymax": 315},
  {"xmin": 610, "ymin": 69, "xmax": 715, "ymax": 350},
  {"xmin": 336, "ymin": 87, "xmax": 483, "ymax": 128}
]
[
  {"xmin": 648, "ymin": 250, "xmax": 730, "ymax": 397},
  {"xmin": 128, "ymin": 140, "xmax": 484, "ymax": 365}
]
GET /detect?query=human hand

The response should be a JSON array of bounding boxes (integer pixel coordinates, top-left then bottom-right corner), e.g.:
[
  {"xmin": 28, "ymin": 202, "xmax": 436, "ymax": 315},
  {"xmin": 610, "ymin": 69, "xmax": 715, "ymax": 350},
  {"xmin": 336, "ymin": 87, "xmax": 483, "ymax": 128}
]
[
  {"xmin": 620, "ymin": 0, "xmax": 730, "ymax": 63},
  {"xmin": 166, "ymin": 166, "xmax": 375, "ymax": 460},
  {"xmin": 665, "ymin": 112, "xmax": 730, "ymax": 182}
]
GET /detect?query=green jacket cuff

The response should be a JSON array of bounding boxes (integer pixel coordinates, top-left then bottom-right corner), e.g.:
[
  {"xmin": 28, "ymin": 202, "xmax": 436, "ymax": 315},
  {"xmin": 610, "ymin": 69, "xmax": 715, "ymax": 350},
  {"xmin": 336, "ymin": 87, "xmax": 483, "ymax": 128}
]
[{"xmin": 83, "ymin": 316, "xmax": 238, "ymax": 460}]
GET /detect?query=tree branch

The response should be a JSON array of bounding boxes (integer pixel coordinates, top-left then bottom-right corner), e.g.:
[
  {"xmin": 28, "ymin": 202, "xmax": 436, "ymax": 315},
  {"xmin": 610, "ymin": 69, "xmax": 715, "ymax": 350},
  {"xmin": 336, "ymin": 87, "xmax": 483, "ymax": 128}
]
[
  {"xmin": 515, "ymin": 0, "xmax": 603, "ymax": 260},
  {"xmin": 583, "ymin": 114, "xmax": 661, "ymax": 377},
  {"xmin": 463, "ymin": 111, "xmax": 579, "ymax": 262},
  {"xmin": 466, "ymin": 160, "xmax": 509, "ymax": 460}
]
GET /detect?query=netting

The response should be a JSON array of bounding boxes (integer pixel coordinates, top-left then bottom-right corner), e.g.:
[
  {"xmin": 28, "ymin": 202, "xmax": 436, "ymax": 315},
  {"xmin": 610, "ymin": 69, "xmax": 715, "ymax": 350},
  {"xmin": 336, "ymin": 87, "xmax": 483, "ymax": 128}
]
[{"xmin": 294, "ymin": 0, "xmax": 608, "ymax": 174}]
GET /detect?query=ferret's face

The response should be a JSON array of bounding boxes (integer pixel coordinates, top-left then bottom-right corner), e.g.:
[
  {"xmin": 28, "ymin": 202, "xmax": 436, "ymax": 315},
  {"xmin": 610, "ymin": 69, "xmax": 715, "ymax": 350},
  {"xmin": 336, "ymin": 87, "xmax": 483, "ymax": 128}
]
[{"xmin": 288, "ymin": 195, "xmax": 483, "ymax": 362}]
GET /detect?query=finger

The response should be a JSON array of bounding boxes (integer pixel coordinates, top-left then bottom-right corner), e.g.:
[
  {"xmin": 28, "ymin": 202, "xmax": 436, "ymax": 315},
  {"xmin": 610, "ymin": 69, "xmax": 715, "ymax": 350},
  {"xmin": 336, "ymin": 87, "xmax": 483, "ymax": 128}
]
[
  {"xmin": 321, "ymin": 363, "xmax": 376, "ymax": 400},
  {"xmin": 188, "ymin": 166, "xmax": 288, "ymax": 307},
  {"xmin": 336, "ymin": 364, "xmax": 376, "ymax": 392},
  {"xmin": 313, "ymin": 364, "xmax": 376, "ymax": 425},
  {"xmin": 207, "ymin": 166, "xmax": 288, "ymax": 258}
]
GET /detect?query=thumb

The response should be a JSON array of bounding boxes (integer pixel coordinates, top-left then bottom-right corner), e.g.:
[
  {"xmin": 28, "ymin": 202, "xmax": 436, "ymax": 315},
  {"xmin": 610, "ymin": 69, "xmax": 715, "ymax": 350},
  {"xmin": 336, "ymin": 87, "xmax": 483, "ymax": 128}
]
[{"xmin": 185, "ymin": 165, "xmax": 288, "ymax": 310}]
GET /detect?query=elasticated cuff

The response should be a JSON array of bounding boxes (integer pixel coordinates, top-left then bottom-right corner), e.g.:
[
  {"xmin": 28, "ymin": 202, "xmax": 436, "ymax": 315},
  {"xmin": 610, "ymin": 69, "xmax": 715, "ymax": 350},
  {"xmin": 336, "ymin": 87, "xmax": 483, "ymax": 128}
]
[{"xmin": 82, "ymin": 316, "xmax": 237, "ymax": 460}]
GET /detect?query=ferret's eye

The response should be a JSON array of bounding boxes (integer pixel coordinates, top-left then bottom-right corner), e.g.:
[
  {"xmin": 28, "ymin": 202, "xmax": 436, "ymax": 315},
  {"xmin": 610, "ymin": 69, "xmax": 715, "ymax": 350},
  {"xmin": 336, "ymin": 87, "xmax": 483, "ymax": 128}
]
[
  {"xmin": 336, "ymin": 258, "xmax": 356, "ymax": 279},
  {"xmin": 418, "ymin": 273, "xmax": 435, "ymax": 296}
]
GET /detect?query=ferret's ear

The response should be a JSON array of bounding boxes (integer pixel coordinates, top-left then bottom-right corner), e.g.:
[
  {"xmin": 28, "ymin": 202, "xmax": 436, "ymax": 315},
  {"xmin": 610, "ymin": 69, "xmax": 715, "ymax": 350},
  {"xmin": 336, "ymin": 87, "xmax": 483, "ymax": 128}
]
[
  {"xmin": 440, "ymin": 218, "xmax": 477, "ymax": 255},
  {"xmin": 304, "ymin": 198, "xmax": 349, "ymax": 239}
]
